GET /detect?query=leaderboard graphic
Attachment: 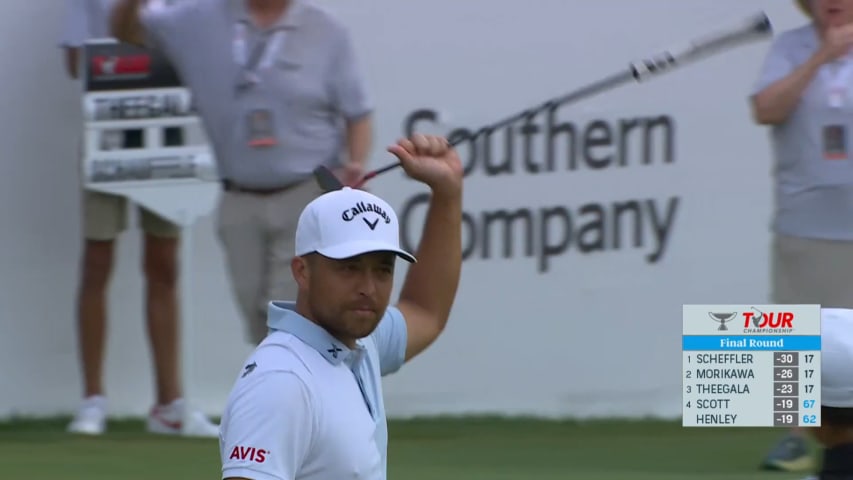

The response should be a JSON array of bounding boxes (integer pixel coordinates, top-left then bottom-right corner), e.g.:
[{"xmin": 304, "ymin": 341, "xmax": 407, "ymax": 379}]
[
  {"xmin": 80, "ymin": 39, "xmax": 215, "ymax": 184},
  {"xmin": 682, "ymin": 305, "xmax": 822, "ymax": 427}
]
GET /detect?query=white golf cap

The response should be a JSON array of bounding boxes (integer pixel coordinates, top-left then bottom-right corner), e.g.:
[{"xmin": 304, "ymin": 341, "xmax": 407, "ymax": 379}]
[
  {"xmin": 295, "ymin": 187, "xmax": 416, "ymax": 263},
  {"xmin": 820, "ymin": 308, "xmax": 853, "ymax": 408}
]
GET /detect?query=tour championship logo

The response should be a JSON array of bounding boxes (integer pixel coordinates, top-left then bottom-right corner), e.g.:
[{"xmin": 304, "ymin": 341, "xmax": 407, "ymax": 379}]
[
  {"xmin": 397, "ymin": 104, "xmax": 680, "ymax": 274},
  {"xmin": 708, "ymin": 312, "xmax": 738, "ymax": 331},
  {"xmin": 742, "ymin": 307, "xmax": 794, "ymax": 334},
  {"xmin": 707, "ymin": 308, "xmax": 795, "ymax": 334}
]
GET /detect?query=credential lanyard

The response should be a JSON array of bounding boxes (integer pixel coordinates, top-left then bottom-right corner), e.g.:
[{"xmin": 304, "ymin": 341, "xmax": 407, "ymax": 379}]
[
  {"xmin": 233, "ymin": 22, "xmax": 287, "ymax": 88},
  {"xmin": 822, "ymin": 55, "xmax": 853, "ymax": 109}
]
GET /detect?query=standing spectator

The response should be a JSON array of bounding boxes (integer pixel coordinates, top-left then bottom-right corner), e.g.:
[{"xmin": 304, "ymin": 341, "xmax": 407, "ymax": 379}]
[
  {"xmin": 109, "ymin": 0, "xmax": 374, "ymax": 345},
  {"xmin": 750, "ymin": 0, "xmax": 853, "ymax": 472},
  {"xmin": 60, "ymin": 0, "xmax": 219, "ymax": 437}
]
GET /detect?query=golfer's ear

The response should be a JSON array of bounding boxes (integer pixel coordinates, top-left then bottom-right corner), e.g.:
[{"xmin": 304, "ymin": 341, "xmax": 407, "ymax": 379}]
[{"xmin": 291, "ymin": 256, "xmax": 310, "ymax": 287}]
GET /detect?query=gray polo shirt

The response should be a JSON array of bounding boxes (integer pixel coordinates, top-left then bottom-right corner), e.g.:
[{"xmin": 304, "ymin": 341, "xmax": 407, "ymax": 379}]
[
  {"xmin": 140, "ymin": 0, "xmax": 372, "ymax": 189},
  {"xmin": 752, "ymin": 24, "xmax": 853, "ymax": 241}
]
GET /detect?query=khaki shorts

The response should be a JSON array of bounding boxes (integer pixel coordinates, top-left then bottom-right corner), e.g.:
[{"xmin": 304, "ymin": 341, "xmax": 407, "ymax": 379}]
[
  {"xmin": 215, "ymin": 179, "xmax": 325, "ymax": 344},
  {"xmin": 772, "ymin": 233, "xmax": 853, "ymax": 308},
  {"xmin": 82, "ymin": 190, "xmax": 180, "ymax": 241}
]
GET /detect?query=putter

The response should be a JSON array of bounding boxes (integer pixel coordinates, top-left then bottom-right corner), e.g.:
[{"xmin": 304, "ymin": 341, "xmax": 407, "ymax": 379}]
[{"xmin": 314, "ymin": 11, "xmax": 772, "ymax": 192}]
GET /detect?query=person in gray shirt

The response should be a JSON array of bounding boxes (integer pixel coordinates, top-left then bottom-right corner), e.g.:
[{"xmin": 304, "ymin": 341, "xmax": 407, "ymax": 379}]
[
  {"xmin": 751, "ymin": 0, "xmax": 853, "ymax": 472},
  {"xmin": 109, "ymin": 0, "xmax": 374, "ymax": 344}
]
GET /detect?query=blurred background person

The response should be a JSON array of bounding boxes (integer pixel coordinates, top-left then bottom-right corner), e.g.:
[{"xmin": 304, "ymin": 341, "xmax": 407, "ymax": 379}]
[
  {"xmin": 59, "ymin": 0, "xmax": 219, "ymax": 437},
  {"xmin": 109, "ymin": 0, "xmax": 374, "ymax": 345},
  {"xmin": 750, "ymin": 0, "xmax": 853, "ymax": 472}
]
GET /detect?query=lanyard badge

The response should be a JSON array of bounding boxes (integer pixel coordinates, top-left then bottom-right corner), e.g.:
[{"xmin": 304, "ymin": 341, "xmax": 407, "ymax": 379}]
[
  {"xmin": 232, "ymin": 22, "xmax": 288, "ymax": 149},
  {"xmin": 233, "ymin": 23, "xmax": 287, "ymax": 91},
  {"xmin": 822, "ymin": 56, "xmax": 853, "ymax": 109},
  {"xmin": 822, "ymin": 125, "xmax": 847, "ymax": 160},
  {"xmin": 819, "ymin": 57, "xmax": 853, "ymax": 161}
]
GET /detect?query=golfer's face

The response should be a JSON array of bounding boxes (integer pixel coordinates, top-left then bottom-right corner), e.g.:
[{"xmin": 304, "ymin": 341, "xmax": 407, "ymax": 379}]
[{"xmin": 309, "ymin": 252, "xmax": 395, "ymax": 340}]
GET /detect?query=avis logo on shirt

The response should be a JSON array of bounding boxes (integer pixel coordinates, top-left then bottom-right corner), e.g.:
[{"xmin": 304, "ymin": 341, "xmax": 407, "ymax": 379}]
[{"xmin": 229, "ymin": 446, "xmax": 269, "ymax": 463}]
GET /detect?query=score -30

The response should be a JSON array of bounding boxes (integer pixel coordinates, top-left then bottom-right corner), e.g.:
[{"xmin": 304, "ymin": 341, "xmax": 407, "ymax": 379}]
[{"xmin": 90, "ymin": 94, "xmax": 190, "ymax": 121}]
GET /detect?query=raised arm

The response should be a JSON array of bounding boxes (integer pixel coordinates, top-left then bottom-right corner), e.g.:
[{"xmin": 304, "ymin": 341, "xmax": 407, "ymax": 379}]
[
  {"xmin": 751, "ymin": 48, "xmax": 827, "ymax": 125},
  {"xmin": 388, "ymin": 135, "xmax": 463, "ymax": 362},
  {"xmin": 752, "ymin": 25, "xmax": 853, "ymax": 125}
]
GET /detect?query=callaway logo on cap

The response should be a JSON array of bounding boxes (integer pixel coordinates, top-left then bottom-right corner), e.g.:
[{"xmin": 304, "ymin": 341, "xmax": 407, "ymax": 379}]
[
  {"xmin": 295, "ymin": 187, "xmax": 416, "ymax": 263},
  {"xmin": 341, "ymin": 201, "xmax": 392, "ymax": 231}
]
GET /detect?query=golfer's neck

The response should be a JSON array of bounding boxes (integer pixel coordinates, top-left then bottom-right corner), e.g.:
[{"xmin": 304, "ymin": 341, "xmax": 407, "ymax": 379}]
[{"xmin": 294, "ymin": 300, "xmax": 358, "ymax": 349}]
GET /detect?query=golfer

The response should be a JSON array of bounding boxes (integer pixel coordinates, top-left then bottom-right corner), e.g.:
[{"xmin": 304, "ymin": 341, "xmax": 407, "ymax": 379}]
[{"xmin": 218, "ymin": 134, "xmax": 463, "ymax": 480}]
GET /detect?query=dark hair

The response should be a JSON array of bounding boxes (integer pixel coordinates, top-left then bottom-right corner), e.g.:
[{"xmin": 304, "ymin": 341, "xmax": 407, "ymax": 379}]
[
  {"xmin": 300, "ymin": 252, "xmax": 319, "ymax": 264},
  {"xmin": 823, "ymin": 406, "xmax": 853, "ymax": 426}
]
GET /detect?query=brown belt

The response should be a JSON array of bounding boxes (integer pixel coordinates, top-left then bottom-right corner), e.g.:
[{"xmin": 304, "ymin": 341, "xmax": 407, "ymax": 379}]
[{"xmin": 221, "ymin": 179, "xmax": 299, "ymax": 195}]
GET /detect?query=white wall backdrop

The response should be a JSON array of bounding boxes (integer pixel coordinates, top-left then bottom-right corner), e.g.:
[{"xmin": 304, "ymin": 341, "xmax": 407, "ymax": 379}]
[{"xmin": 0, "ymin": 0, "xmax": 808, "ymax": 420}]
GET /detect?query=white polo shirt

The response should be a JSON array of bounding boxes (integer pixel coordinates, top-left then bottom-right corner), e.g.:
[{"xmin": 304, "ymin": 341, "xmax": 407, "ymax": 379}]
[{"xmin": 219, "ymin": 301, "xmax": 408, "ymax": 480}]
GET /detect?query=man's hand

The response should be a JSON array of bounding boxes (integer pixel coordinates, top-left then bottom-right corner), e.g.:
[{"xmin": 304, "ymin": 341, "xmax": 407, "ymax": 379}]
[
  {"xmin": 387, "ymin": 134, "xmax": 463, "ymax": 197},
  {"xmin": 819, "ymin": 23, "xmax": 853, "ymax": 63},
  {"xmin": 336, "ymin": 162, "xmax": 365, "ymax": 189}
]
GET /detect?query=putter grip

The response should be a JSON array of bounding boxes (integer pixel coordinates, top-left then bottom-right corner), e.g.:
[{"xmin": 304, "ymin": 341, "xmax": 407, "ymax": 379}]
[
  {"xmin": 368, "ymin": 135, "xmax": 464, "ymax": 180},
  {"xmin": 630, "ymin": 11, "xmax": 773, "ymax": 80}
]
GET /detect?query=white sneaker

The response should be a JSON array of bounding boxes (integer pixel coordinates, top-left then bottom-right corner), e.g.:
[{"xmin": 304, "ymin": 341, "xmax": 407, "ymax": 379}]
[
  {"xmin": 146, "ymin": 398, "xmax": 220, "ymax": 438},
  {"xmin": 67, "ymin": 395, "xmax": 107, "ymax": 435}
]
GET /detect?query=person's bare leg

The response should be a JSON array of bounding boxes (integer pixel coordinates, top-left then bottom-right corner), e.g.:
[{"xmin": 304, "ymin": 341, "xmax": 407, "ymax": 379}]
[
  {"xmin": 77, "ymin": 239, "xmax": 115, "ymax": 397},
  {"xmin": 142, "ymin": 233, "xmax": 181, "ymax": 405}
]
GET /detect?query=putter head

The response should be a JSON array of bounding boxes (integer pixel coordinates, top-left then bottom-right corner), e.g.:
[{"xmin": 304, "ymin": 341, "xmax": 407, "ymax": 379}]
[
  {"xmin": 751, "ymin": 11, "xmax": 772, "ymax": 34},
  {"xmin": 313, "ymin": 165, "xmax": 344, "ymax": 192}
]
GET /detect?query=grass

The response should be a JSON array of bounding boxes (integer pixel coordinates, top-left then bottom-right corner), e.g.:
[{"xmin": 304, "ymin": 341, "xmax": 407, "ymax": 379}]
[{"xmin": 0, "ymin": 416, "xmax": 816, "ymax": 480}]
